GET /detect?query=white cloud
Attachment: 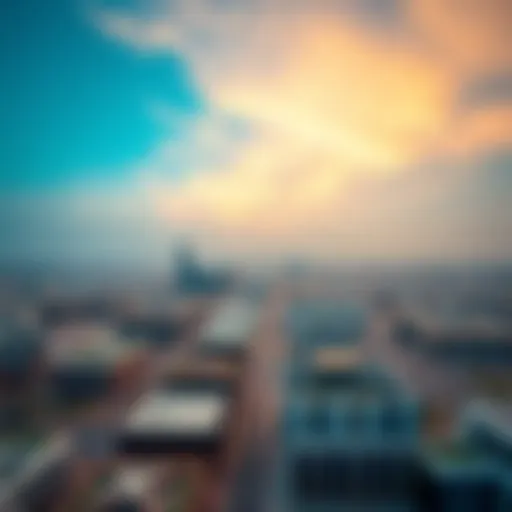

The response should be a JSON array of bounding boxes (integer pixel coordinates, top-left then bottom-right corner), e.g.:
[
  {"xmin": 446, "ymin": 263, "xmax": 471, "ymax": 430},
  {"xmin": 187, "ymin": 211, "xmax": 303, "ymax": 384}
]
[{"xmin": 92, "ymin": 0, "xmax": 512, "ymax": 261}]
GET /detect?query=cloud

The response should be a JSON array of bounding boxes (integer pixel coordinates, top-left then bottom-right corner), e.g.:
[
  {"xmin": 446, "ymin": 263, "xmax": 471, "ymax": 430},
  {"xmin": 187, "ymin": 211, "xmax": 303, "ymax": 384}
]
[
  {"xmin": 94, "ymin": 0, "xmax": 512, "ymax": 260},
  {"xmin": 408, "ymin": 0, "xmax": 512, "ymax": 77}
]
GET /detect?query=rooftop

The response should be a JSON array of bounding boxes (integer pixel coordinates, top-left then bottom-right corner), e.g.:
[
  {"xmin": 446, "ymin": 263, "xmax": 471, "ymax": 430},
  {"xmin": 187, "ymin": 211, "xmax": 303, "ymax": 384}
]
[
  {"xmin": 295, "ymin": 366, "xmax": 404, "ymax": 403},
  {"xmin": 47, "ymin": 324, "xmax": 140, "ymax": 367},
  {"xmin": 125, "ymin": 391, "xmax": 228, "ymax": 436},
  {"xmin": 313, "ymin": 346, "xmax": 364, "ymax": 373},
  {"xmin": 287, "ymin": 300, "xmax": 367, "ymax": 345},
  {"xmin": 462, "ymin": 399, "xmax": 512, "ymax": 445},
  {"xmin": 201, "ymin": 298, "xmax": 258, "ymax": 348},
  {"xmin": 106, "ymin": 465, "xmax": 160, "ymax": 500},
  {"xmin": 401, "ymin": 309, "xmax": 512, "ymax": 341},
  {"xmin": 167, "ymin": 359, "xmax": 240, "ymax": 379}
]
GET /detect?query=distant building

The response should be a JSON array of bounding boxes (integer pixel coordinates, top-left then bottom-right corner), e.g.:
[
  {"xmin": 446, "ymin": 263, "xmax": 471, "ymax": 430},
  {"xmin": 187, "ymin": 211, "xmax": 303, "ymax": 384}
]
[
  {"xmin": 39, "ymin": 296, "xmax": 113, "ymax": 329},
  {"xmin": 287, "ymin": 299, "xmax": 367, "ymax": 349},
  {"xmin": 46, "ymin": 324, "xmax": 144, "ymax": 404},
  {"xmin": 393, "ymin": 309, "xmax": 512, "ymax": 365},
  {"xmin": 199, "ymin": 298, "xmax": 259, "ymax": 360},
  {"xmin": 416, "ymin": 440, "xmax": 501, "ymax": 512},
  {"xmin": 172, "ymin": 244, "xmax": 231, "ymax": 296}
]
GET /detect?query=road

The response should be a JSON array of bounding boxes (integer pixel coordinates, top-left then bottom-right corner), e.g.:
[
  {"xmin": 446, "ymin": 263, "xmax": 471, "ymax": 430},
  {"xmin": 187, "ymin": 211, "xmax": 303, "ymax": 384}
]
[{"xmin": 225, "ymin": 283, "xmax": 289, "ymax": 512}]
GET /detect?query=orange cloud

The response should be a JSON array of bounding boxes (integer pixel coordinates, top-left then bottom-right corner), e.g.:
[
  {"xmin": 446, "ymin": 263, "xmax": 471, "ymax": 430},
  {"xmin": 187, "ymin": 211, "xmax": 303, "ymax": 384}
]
[
  {"xmin": 408, "ymin": 0, "xmax": 512, "ymax": 76},
  {"xmin": 98, "ymin": 0, "xmax": 512, "ymax": 259},
  {"xmin": 446, "ymin": 106, "xmax": 512, "ymax": 156}
]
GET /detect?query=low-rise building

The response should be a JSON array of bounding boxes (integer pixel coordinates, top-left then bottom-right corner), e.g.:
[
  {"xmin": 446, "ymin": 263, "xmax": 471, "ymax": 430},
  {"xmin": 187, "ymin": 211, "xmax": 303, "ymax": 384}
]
[
  {"xmin": 280, "ymin": 341, "xmax": 420, "ymax": 511},
  {"xmin": 199, "ymin": 298, "xmax": 259, "ymax": 359},
  {"xmin": 46, "ymin": 324, "xmax": 145, "ymax": 403},
  {"xmin": 393, "ymin": 310, "xmax": 512, "ymax": 365},
  {"xmin": 117, "ymin": 389, "xmax": 230, "ymax": 457},
  {"xmin": 286, "ymin": 300, "xmax": 367, "ymax": 356}
]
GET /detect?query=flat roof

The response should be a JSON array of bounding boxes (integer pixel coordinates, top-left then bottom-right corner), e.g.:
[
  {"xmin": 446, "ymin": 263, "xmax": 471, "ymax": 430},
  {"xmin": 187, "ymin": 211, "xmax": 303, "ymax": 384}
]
[
  {"xmin": 47, "ymin": 324, "xmax": 139, "ymax": 367},
  {"xmin": 401, "ymin": 310, "xmax": 512, "ymax": 341},
  {"xmin": 201, "ymin": 299, "xmax": 257, "ymax": 348},
  {"xmin": 313, "ymin": 347, "xmax": 364, "ymax": 372},
  {"xmin": 287, "ymin": 300, "xmax": 367, "ymax": 344},
  {"xmin": 106, "ymin": 465, "xmax": 160, "ymax": 500},
  {"xmin": 125, "ymin": 391, "xmax": 228, "ymax": 436}
]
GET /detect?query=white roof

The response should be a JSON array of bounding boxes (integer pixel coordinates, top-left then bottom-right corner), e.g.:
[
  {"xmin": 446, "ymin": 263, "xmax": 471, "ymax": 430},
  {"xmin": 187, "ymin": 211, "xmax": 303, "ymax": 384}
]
[
  {"xmin": 47, "ymin": 324, "xmax": 136, "ymax": 367},
  {"xmin": 108, "ymin": 465, "xmax": 159, "ymax": 499},
  {"xmin": 125, "ymin": 391, "xmax": 227, "ymax": 435},
  {"xmin": 201, "ymin": 299, "xmax": 257, "ymax": 348}
]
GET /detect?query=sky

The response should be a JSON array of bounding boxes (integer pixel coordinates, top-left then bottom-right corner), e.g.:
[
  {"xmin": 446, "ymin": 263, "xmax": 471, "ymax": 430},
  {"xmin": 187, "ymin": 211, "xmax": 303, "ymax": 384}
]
[{"xmin": 1, "ymin": 0, "xmax": 511, "ymax": 268}]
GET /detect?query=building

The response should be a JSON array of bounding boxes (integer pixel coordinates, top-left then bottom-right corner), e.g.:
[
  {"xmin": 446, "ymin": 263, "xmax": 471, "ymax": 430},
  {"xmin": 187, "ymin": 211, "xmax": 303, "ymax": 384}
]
[
  {"xmin": 287, "ymin": 299, "xmax": 367, "ymax": 350},
  {"xmin": 280, "ymin": 297, "xmax": 420, "ymax": 512},
  {"xmin": 280, "ymin": 362, "xmax": 420, "ymax": 511},
  {"xmin": 162, "ymin": 358, "xmax": 242, "ymax": 399},
  {"xmin": 415, "ymin": 399, "xmax": 512, "ymax": 511},
  {"xmin": 39, "ymin": 296, "xmax": 113, "ymax": 329},
  {"xmin": 199, "ymin": 298, "xmax": 259, "ymax": 360},
  {"xmin": 173, "ymin": 244, "xmax": 231, "ymax": 296},
  {"xmin": 117, "ymin": 389, "xmax": 230, "ymax": 457},
  {"xmin": 0, "ymin": 433, "xmax": 72, "ymax": 511},
  {"xmin": 46, "ymin": 324, "xmax": 144, "ymax": 404},
  {"xmin": 393, "ymin": 309, "xmax": 512, "ymax": 365}
]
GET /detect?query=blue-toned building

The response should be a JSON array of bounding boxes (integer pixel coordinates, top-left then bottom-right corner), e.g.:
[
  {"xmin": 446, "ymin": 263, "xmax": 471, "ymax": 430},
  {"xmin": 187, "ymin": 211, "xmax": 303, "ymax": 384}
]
[
  {"xmin": 279, "ymin": 300, "xmax": 421, "ymax": 512},
  {"xmin": 415, "ymin": 399, "xmax": 512, "ymax": 512}
]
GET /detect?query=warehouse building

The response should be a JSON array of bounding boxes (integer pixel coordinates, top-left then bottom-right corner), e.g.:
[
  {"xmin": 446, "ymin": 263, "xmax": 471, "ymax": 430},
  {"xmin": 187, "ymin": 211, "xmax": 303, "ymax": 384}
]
[
  {"xmin": 0, "ymin": 433, "xmax": 72, "ymax": 512},
  {"xmin": 117, "ymin": 388, "xmax": 230, "ymax": 456}
]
